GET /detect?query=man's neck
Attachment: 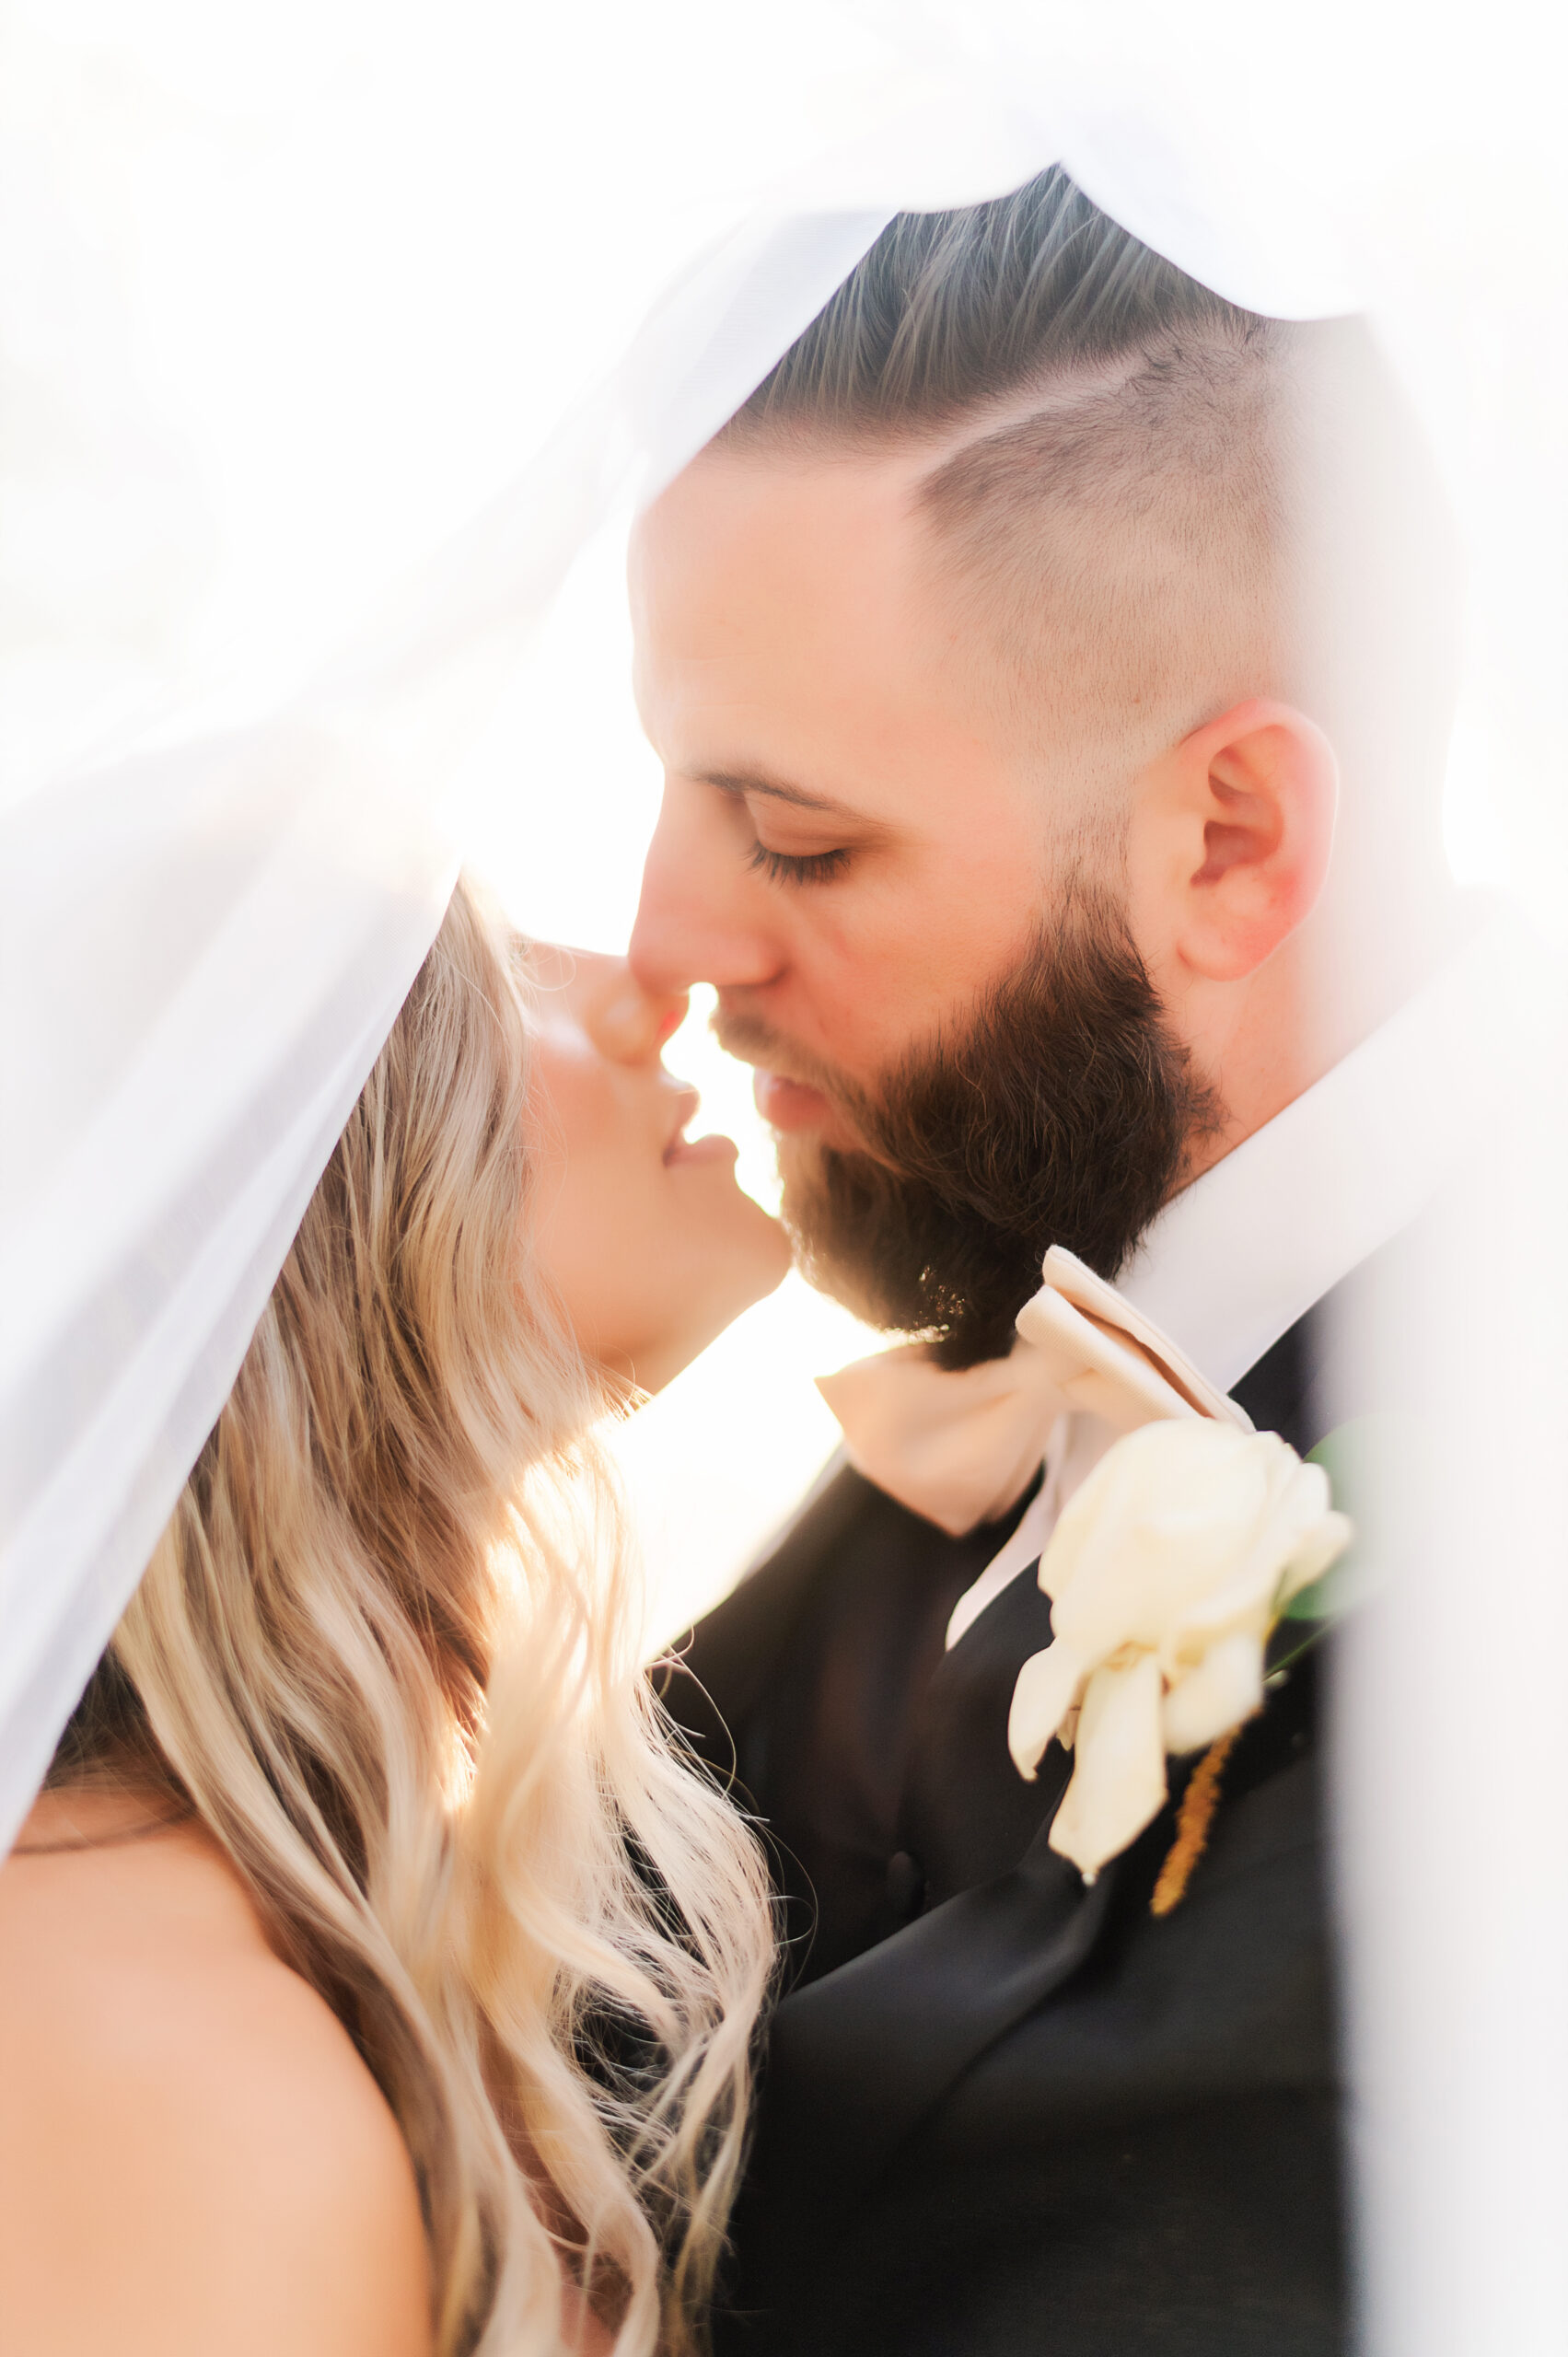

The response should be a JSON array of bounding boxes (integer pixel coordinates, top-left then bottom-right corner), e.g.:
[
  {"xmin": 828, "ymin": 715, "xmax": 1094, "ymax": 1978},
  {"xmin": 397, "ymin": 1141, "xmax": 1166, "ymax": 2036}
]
[{"xmin": 1180, "ymin": 865, "xmax": 1476, "ymax": 1190}]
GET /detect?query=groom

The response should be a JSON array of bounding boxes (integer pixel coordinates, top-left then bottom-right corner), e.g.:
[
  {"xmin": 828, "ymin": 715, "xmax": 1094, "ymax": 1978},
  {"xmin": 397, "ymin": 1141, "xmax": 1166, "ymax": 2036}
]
[{"xmin": 631, "ymin": 169, "xmax": 1475, "ymax": 2353}]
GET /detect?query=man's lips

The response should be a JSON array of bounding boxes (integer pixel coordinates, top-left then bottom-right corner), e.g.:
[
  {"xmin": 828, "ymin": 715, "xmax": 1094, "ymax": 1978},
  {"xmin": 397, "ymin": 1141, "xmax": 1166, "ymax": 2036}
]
[{"xmin": 753, "ymin": 1070, "xmax": 835, "ymax": 1132}]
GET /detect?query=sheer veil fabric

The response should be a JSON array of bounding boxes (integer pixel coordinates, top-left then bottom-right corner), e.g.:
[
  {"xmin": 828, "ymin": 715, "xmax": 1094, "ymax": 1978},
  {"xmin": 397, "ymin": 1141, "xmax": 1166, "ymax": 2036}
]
[{"xmin": 3, "ymin": 9, "xmax": 1564, "ymax": 2350}]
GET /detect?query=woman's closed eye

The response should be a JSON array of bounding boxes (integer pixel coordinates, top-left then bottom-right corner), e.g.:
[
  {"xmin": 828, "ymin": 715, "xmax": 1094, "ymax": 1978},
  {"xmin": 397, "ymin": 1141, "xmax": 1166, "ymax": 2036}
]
[{"xmin": 746, "ymin": 840, "xmax": 851, "ymax": 888}]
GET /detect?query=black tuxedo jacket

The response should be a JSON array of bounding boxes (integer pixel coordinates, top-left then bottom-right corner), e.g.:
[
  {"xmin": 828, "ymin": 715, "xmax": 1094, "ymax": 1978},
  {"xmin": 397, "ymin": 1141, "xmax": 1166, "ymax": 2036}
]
[{"xmin": 668, "ymin": 1288, "xmax": 1369, "ymax": 2357}]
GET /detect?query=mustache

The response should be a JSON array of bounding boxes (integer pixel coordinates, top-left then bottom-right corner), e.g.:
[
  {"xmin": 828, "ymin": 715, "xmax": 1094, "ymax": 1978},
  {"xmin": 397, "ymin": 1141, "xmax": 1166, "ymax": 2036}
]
[
  {"xmin": 710, "ymin": 1002, "xmax": 916, "ymax": 1169},
  {"xmin": 709, "ymin": 1004, "xmax": 854, "ymax": 1108}
]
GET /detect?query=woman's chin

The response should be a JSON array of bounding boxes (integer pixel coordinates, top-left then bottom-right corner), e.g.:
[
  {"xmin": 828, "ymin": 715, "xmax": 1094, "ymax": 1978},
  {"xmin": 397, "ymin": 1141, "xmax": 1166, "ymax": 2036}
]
[
  {"xmin": 694, "ymin": 1207, "xmax": 794, "ymax": 1341},
  {"xmin": 667, "ymin": 1138, "xmax": 792, "ymax": 1269},
  {"xmin": 627, "ymin": 1197, "xmax": 793, "ymax": 1395},
  {"xmin": 739, "ymin": 1198, "xmax": 796, "ymax": 1300}
]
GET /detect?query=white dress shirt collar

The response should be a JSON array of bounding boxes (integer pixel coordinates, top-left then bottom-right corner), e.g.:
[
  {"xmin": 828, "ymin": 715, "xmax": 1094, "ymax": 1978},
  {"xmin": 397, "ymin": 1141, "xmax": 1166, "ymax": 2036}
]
[{"xmin": 944, "ymin": 912, "xmax": 1527, "ymax": 1654}]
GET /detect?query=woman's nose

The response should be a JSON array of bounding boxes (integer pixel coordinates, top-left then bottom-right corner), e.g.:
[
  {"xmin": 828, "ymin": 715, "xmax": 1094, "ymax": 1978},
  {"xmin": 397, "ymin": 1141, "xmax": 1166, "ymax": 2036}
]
[{"xmin": 573, "ymin": 952, "xmax": 688, "ymax": 1063}]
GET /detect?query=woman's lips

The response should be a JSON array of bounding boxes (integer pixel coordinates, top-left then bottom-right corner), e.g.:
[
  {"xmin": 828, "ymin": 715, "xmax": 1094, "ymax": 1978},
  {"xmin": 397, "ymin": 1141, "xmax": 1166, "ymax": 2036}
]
[
  {"xmin": 664, "ymin": 1130, "xmax": 739, "ymax": 1167},
  {"xmin": 662, "ymin": 1088, "xmax": 738, "ymax": 1167},
  {"xmin": 753, "ymin": 1070, "xmax": 833, "ymax": 1132}
]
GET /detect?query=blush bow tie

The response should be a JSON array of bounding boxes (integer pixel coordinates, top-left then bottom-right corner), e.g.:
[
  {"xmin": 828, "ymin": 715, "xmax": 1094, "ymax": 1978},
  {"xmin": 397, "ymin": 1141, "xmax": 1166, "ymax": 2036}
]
[{"xmin": 816, "ymin": 1246, "xmax": 1250, "ymax": 1537}]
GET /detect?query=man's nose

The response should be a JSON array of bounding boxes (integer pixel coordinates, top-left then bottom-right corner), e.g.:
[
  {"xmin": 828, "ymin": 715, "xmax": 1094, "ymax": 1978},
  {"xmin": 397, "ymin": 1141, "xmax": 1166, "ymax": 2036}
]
[
  {"xmin": 570, "ymin": 949, "xmax": 687, "ymax": 1064},
  {"xmin": 629, "ymin": 782, "xmax": 782, "ymax": 997}
]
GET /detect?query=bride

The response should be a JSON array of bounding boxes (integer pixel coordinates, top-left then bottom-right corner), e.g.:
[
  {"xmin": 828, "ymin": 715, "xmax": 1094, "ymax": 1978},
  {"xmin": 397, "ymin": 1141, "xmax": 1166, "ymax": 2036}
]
[{"xmin": 0, "ymin": 877, "xmax": 788, "ymax": 2357}]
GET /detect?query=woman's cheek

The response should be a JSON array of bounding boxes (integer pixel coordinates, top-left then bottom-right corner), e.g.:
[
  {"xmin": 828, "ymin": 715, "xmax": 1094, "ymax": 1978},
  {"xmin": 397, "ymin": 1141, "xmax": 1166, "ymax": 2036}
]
[{"xmin": 586, "ymin": 1142, "xmax": 669, "ymax": 1305}]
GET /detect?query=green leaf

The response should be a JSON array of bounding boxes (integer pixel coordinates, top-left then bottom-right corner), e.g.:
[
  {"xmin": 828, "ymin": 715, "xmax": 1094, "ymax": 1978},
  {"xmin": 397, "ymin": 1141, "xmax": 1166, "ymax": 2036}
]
[
  {"xmin": 1280, "ymin": 1415, "xmax": 1393, "ymax": 1623},
  {"xmin": 1281, "ymin": 1562, "xmax": 1357, "ymax": 1624}
]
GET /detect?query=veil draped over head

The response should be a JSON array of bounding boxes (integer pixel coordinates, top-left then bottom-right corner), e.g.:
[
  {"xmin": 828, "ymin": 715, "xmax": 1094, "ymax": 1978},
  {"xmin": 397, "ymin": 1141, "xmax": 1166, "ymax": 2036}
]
[{"xmin": 4, "ymin": 7, "xmax": 1565, "ymax": 2351}]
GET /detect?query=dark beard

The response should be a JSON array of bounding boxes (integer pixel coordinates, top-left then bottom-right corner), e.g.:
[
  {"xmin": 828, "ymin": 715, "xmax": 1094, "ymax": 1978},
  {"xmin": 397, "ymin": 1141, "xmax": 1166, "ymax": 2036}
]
[{"xmin": 758, "ymin": 892, "xmax": 1221, "ymax": 1370}]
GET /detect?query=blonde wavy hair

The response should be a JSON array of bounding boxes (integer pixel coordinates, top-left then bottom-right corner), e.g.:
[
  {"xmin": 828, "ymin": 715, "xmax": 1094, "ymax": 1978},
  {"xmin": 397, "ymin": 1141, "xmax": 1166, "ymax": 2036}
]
[{"xmin": 50, "ymin": 877, "xmax": 774, "ymax": 2355}]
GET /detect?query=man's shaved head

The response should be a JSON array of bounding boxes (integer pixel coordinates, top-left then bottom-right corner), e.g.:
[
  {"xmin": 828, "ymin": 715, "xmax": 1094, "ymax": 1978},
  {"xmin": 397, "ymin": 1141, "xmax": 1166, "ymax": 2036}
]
[
  {"xmin": 717, "ymin": 176, "xmax": 1288, "ymax": 801},
  {"xmin": 714, "ymin": 167, "xmax": 1450, "ymax": 826}
]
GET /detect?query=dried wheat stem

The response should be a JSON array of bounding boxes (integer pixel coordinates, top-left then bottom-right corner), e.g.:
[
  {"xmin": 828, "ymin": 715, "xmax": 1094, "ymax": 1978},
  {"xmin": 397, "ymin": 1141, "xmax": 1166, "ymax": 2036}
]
[{"xmin": 1150, "ymin": 1721, "xmax": 1249, "ymax": 1918}]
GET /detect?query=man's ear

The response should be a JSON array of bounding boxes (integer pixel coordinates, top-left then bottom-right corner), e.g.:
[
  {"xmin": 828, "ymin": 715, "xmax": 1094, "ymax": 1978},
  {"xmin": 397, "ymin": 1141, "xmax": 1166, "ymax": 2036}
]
[{"xmin": 1134, "ymin": 699, "xmax": 1340, "ymax": 985}]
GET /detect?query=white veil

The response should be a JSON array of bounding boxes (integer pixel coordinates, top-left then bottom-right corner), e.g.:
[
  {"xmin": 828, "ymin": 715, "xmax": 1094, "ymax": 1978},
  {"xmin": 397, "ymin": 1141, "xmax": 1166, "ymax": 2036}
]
[{"xmin": 5, "ymin": 7, "xmax": 1565, "ymax": 2348}]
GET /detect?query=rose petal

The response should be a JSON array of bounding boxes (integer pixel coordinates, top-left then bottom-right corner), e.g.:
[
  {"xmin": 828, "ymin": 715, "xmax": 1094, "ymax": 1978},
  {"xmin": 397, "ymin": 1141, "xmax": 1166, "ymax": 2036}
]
[
  {"xmin": 1161, "ymin": 1629, "xmax": 1265, "ymax": 1754},
  {"xmin": 1007, "ymin": 1640, "xmax": 1086, "ymax": 1782},
  {"xmin": 1158, "ymin": 1452, "xmax": 1326, "ymax": 1639},
  {"xmin": 1048, "ymin": 1652, "xmax": 1167, "ymax": 1878},
  {"xmin": 1046, "ymin": 1423, "xmax": 1283, "ymax": 1650},
  {"xmin": 1276, "ymin": 1508, "xmax": 1354, "ymax": 1605},
  {"xmin": 1020, "ymin": 1422, "xmax": 1353, "ymax": 1873}
]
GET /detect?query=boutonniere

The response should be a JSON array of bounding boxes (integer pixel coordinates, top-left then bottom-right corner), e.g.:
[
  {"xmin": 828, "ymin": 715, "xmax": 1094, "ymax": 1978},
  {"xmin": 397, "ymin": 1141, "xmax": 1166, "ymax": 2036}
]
[{"xmin": 1006, "ymin": 1419, "xmax": 1356, "ymax": 1903}]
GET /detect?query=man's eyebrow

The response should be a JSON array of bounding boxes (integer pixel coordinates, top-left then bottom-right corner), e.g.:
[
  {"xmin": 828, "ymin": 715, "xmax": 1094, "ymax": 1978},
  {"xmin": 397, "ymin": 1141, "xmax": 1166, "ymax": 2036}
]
[{"xmin": 695, "ymin": 768, "xmax": 860, "ymax": 820}]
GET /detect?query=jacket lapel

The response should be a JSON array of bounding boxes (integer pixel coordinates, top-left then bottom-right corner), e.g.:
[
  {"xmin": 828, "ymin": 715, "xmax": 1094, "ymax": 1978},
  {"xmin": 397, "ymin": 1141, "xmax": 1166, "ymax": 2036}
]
[
  {"xmin": 749, "ymin": 1807, "xmax": 1117, "ymax": 2235},
  {"xmin": 894, "ymin": 1567, "xmax": 1062, "ymax": 1906}
]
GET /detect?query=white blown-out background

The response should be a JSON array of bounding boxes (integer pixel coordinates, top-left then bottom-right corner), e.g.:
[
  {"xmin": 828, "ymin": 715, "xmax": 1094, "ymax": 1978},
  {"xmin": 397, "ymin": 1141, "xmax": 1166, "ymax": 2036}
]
[{"xmin": 5, "ymin": 6, "xmax": 1567, "ymax": 2354}]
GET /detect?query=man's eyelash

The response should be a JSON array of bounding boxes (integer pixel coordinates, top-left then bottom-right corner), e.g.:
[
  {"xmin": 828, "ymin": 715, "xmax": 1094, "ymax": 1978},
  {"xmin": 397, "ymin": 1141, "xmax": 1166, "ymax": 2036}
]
[{"xmin": 747, "ymin": 842, "xmax": 851, "ymax": 887}]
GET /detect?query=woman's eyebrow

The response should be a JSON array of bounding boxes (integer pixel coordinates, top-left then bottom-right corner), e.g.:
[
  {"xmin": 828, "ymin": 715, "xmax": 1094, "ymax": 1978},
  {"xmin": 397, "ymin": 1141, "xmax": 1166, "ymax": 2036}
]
[{"xmin": 696, "ymin": 767, "xmax": 860, "ymax": 820}]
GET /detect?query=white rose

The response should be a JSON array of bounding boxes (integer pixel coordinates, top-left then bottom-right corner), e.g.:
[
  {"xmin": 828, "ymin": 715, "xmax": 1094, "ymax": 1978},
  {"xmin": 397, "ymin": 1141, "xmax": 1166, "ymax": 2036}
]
[{"xmin": 1006, "ymin": 1418, "xmax": 1352, "ymax": 1880}]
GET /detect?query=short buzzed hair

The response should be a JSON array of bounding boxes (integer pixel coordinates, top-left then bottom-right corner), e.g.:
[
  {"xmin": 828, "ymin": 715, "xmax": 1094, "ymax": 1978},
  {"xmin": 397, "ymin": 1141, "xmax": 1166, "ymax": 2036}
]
[
  {"xmin": 717, "ymin": 168, "xmax": 1455, "ymax": 822},
  {"xmin": 730, "ymin": 168, "xmax": 1255, "ymax": 430}
]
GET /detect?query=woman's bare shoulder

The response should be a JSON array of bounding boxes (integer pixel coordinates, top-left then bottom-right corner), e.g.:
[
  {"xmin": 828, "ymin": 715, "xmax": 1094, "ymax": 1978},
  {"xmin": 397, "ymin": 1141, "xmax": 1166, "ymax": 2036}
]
[{"xmin": 0, "ymin": 1799, "xmax": 432, "ymax": 2357}]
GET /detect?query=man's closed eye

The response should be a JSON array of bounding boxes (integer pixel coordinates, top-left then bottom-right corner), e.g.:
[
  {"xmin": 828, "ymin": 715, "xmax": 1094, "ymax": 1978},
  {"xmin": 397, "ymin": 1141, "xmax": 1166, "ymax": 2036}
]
[{"xmin": 746, "ymin": 842, "xmax": 852, "ymax": 887}]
